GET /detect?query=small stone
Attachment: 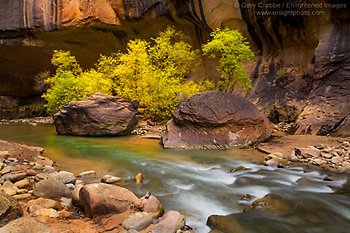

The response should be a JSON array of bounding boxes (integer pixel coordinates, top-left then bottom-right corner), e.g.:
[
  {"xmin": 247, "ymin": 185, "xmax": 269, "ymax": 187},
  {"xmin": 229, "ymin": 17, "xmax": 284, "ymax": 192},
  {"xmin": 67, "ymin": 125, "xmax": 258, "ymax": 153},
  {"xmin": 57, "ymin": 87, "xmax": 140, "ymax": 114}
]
[
  {"xmin": 1, "ymin": 181, "xmax": 19, "ymax": 195},
  {"xmin": 134, "ymin": 173, "xmax": 143, "ymax": 183},
  {"xmin": 151, "ymin": 211, "xmax": 185, "ymax": 233},
  {"xmin": 0, "ymin": 166, "xmax": 11, "ymax": 175},
  {"xmin": 56, "ymin": 171, "xmax": 76, "ymax": 184},
  {"xmin": 14, "ymin": 179, "xmax": 30, "ymax": 188},
  {"xmin": 17, "ymin": 189, "xmax": 28, "ymax": 194},
  {"xmin": 13, "ymin": 193, "xmax": 32, "ymax": 199},
  {"xmin": 43, "ymin": 166, "xmax": 56, "ymax": 173},
  {"xmin": 122, "ymin": 212, "xmax": 153, "ymax": 231},
  {"xmin": 60, "ymin": 197, "xmax": 72, "ymax": 208},
  {"xmin": 78, "ymin": 170, "xmax": 96, "ymax": 177},
  {"xmin": 7, "ymin": 157, "xmax": 18, "ymax": 163},
  {"xmin": 140, "ymin": 194, "xmax": 164, "ymax": 218},
  {"xmin": 321, "ymin": 152, "xmax": 332, "ymax": 159},
  {"xmin": 75, "ymin": 180, "xmax": 84, "ymax": 186},
  {"xmin": 66, "ymin": 183, "xmax": 75, "ymax": 191},
  {"xmin": 331, "ymin": 156, "xmax": 343, "ymax": 164},
  {"xmin": 101, "ymin": 175, "xmax": 124, "ymax": 184},
  {"xmin": 0, "ymin": 217, "xmax": 51, "ymax": 233},
  {"xmin": 238, "ymin": 194, "xmax": 256, "ymax": 205},
  {"xmin": 0, "ymin": 151, "xmax": 9, "ymax": 157},
  {"xmin": 25, "ymin": 169, "xmax": 38, "ymax": 176},
  {"xmin": 229, "ymin": 166, "xmax": 246, "ymax": 173},
  {"xmin": 6, "ymin": 173, "xmax": 27, "ymax": 183},
  {"xmin": 28, "ymin": 197, "xmax": 58, "ymax": 212},
  {"xmin": 34, "ymin": 208, "xmax": 59, "ymax": 218},
  {"xmin": 342, "ymin": 141, "xmax": 349, "ymax": 147},
  {"xmin": 32, "ymin": 162, "xmax": 45, "ymax": 170},
  {"xmin": 72, "ymin": 184, "xmax": 84, "ymax": 206},
  {"xmin": 288, "ymin": 150, "xmax": 298, "ymax": 162},
  {"xmin": 59, "ymin": 209, "xmax": 72, "ymax": 218}
]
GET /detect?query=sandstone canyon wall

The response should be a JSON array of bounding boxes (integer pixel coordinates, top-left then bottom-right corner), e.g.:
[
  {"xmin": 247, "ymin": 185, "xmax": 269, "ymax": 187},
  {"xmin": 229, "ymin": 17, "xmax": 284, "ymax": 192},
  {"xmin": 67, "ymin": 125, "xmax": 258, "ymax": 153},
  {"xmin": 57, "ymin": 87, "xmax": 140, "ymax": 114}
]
[{"xmin": 0, "ymin": 0, "xmax": 349, "ymax": 135}]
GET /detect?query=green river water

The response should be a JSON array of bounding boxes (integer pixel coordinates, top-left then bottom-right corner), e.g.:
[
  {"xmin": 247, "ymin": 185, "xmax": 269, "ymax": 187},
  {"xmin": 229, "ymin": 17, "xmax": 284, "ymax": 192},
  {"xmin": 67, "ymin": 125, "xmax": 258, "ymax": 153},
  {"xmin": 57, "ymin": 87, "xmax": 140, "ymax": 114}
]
[{"xmin": 1, "ymin": 122, "xmax": 350, "ymax": 233}]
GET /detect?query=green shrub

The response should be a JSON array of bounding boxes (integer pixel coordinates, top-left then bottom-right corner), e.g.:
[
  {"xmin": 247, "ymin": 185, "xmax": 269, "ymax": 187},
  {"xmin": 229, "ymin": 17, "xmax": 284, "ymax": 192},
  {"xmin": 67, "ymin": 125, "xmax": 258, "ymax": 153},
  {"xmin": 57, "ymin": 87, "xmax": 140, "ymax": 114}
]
[
  {"xmin": 202, "ymin": 28, "xmax": 254, "ymax": 92},
  {"xmin": 43, "ymin": 27, "xmax": 213, "ymax": 119}
]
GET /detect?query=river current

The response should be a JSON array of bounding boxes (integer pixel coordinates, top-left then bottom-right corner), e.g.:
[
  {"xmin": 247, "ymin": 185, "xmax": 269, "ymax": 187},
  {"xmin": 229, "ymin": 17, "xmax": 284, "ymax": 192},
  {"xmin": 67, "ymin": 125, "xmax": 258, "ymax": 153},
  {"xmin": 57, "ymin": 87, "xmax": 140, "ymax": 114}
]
[{"xmin": 1, "ymin": 122, "xmax": 350, "ymax": 233}]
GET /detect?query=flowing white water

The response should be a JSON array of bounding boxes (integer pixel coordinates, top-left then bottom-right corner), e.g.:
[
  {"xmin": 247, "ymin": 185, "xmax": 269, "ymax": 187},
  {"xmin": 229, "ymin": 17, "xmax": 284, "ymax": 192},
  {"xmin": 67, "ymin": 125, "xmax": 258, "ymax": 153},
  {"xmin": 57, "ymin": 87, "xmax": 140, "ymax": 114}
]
[{"xmin": 1, "ymin": 122, "xmax": 350, "ymax": 232}]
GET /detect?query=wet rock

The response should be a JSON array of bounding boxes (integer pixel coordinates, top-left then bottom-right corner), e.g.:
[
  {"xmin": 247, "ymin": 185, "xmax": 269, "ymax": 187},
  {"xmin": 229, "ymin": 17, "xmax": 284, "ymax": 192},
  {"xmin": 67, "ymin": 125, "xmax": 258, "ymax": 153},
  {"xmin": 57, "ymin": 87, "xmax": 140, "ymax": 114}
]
[
  {"xmin": 1, "ymin": 181, "xmax": 19, "ymax": 195},
  {"xmin": 296, "ymin": 178, "xmax": 314, "ymax": 186},
  {"xmin": 140, "ymin": 194, "xmax": 164, "ymax": 218},
  {"xmin": 230, "ymin": 166, "xmax": 247, "ymax": 173},
  {"xmin": 33, "ymin": 178, "xmax": 71, "ymax": 198},
  {"xmin": 54, "ymin": 93, "xmax": 138, "ymax": 136},
  {"xmin": 238, "ymin": 194, "xmax": 256, "ymax": 205},
  {"xmin": 134, "ymin": 173, "xmax": 144, "ymax": 183},
  {"xmin": 0, "ymin": 217, "xmax": 52, "ymax": 233},
  {"xmin": 207, "ymin": 215, "xmax": 244, "ymax": 233},
  {"xmin": 0, "ymin": 190, "xmax": 23, "ymax": 227},
  {"xmin": 244, "ymin": 194, "xmax": 294, "ymax": 215},
  {"xmin": 162, "ymin": 91, "xmax": 273, "ymax": 149},
  {"xmin": 79, "ymin": 183, "xmax": 142, "ymax": 218},
  {"xmin": 101, "ymin": 175, "xmax": 124, "ymax": 184},
  {"xmin": 151, "ymin": 211, "xmax": 185, "ymax": 233},
  {"xmin": 14, "ymin": 178, "xmax": 30, "ymax": 188},
  {"xmin": 122, "ymin": 212, "xmax": 153, "ymax": 231},
  {"xmin": 78, "ymin": 170, "xmax": 96, "ymax": 177}
]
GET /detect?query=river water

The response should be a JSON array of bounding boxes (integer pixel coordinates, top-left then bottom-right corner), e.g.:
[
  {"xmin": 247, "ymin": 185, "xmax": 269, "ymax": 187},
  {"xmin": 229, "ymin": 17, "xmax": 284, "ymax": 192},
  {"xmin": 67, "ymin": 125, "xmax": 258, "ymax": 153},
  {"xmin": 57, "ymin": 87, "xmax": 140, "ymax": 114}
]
[{"xmin": 1, "ymin": 122, "xmax": 350, "ymax": 232}]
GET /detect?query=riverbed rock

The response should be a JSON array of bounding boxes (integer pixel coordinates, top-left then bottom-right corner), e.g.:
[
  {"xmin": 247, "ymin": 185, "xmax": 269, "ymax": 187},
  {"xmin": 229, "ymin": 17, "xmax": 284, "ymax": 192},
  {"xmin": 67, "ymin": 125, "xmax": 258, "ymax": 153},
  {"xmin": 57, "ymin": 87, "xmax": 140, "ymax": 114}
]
[
  {"xmin": 162, "ymin": 91, "xmax": 273, "ymax": 149},
  {"xmin": 72, "ymin": 184, "xmax": 84, "ymax": 206},
  {"xmin": 0, "ymin": 217, "xmax": 52, "ymax": 233},
  {"xmin": 79, "ymin": 183, "xmax": 142, "ymax": 218},
  {"xmin": 28, "ymin": 197, "xmax": 58, "ymax": 213},
  {"xmin": 53, "ymin": 93, "xmax": 138, "ymax": 136},
  {"xmin": 101, "ymin": 175, "xmax": 123, "ymax": 184},
  {"xmin": 0, "ymin": 140, "xmax": 52, "ymax": 166},
  {"xmin": 207, "ymin": 215, "xmax": 244, "ymax": 233},
  {"xmin": 151, "ymin": 210, "xmax": 185, "ymax": 233},
  {"xmin": 33, "ymin": 178, "xmax": 71, "ymax": 198},
  {"xmin": 122, "ymin": 211, "xmax": 153, "ymax": 231},
  {"xmin": 140, "ymin": 194, "xmax": 164, "ymax": 218},
  {"xmin": 244, "ymin": 193, "xmax": 294, "ymax": 215},
  {"xmin": 14, "ymin": 178, "xmax": 30, "ymax": 188},
  {"xmin": 1, "ymin": 181, "xmax": 19, "ymax": 195},
  {"xmin": 0, "ymin": 190, "xmax": 23, "ymax": 227}
]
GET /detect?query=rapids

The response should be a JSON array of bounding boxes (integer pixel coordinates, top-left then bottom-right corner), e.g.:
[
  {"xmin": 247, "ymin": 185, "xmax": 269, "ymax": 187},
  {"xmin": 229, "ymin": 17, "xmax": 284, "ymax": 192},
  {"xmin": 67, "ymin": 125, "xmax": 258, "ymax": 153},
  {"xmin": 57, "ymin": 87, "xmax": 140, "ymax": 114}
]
[{"xmin": 1, "ymin": 122, "xmax": 350, "ymax": 233}]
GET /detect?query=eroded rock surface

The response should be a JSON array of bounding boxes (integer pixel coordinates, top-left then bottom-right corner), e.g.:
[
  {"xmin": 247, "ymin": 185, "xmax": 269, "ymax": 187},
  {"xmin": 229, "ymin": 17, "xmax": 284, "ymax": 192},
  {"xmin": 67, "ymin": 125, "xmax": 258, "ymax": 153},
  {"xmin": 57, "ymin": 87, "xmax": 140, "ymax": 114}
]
[
  {"xmin": 53, "ymin": 93, "xmax": 138, "ymax": 136},
  {"xmin": 0, "ymin": 191, "xmax": 23, "ymax": 227},
  {"xmin": 79, "ymin": 183, "xmax": 142, "ymax": 218},
  {"xmin": 162, "ymin": 91, "xmax": 273, "ymax": 149}
]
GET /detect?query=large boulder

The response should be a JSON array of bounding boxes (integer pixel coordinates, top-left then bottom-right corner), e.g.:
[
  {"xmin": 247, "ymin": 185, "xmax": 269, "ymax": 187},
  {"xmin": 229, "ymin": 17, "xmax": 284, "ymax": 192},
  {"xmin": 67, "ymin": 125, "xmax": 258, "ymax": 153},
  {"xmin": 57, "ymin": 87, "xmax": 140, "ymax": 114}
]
[
  {"xmin": 0, "ymin": 191, "xmax": 23, "ymax": 227},
  {"xmin": 162, "ymin": 91, "xmax": 273, "ymax": 149},
  {"xmin": 79, "ymin": 183, "xmax": 142, "ymax": 218},
  {"xmin": 0, "ymin": 217, "xmax": 52, "ymax": 233},
  {"xmin": 53, "ymin": 93, "xmax": 138, "ymax": 136}
]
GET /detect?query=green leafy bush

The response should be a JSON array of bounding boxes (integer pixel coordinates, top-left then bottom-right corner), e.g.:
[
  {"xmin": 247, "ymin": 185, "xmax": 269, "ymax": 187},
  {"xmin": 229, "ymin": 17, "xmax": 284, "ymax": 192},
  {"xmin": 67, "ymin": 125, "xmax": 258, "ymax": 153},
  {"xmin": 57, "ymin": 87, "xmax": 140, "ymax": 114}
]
[
  {"xmin": 43, "ymin": 51, "xmax": 113, "ymax": 114},
  {"xmin": 43, "ymin": 27, "xmax": 213, "ymax": 119},
  {"xmin": 202, "ymin": 28, "xmax": 254, "ymax": 92}
]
